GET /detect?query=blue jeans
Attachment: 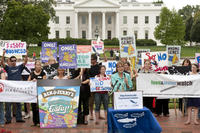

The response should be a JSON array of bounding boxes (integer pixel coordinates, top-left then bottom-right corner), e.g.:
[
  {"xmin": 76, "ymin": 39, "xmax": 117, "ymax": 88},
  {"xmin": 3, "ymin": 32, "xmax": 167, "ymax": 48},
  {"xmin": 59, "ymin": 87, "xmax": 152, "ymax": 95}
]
[
  {"xmin": 5, "ymin": 103, "xmax": 22, "ymax": 121},
  {"xmin": 94, "ymin": 93, "xmax": 108, "ymax": 112},
  {"xmin": 0, "ymin": 102, "xmax": 4, "ymax": 124}
]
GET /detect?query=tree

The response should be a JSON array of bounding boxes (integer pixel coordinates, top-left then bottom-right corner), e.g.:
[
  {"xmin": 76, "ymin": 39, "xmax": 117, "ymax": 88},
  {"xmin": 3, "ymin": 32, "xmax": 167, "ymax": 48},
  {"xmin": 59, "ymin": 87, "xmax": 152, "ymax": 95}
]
[
  {"xmin": 154, "ymin": 7, "xmax": 185, "ymax": 45},
  {"xmin": 0, "ymin": 0, "xmax": 50, "ymax": 44},
  {"xmin": 178, "ymin": 5, "xmax": 200, "ymax": 21},
  {"xmin": 191, "ymin": 11, "xmax": 200, "ymax": 42},
  {"xmin": 185, "ymin": 16, "xmax": 193, "ymax": 45}
]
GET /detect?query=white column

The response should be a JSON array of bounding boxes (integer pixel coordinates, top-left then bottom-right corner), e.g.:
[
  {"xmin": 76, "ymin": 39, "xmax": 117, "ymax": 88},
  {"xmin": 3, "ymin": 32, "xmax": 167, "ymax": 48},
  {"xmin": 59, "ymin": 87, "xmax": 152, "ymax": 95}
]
[
  {"xmin": 102, "ymin": 11, "xmax": 106, "ymax": 40},
  {"xmin": 115, "ymin": 11, "xmax": 119, "ymax": 39},
  {"xmin": 88, "ymin": 12, "xmax": 92, "ymax": 39},
  {"xmin": 74, "ymin": 11, "xmax": 78, "ymax": 38}
]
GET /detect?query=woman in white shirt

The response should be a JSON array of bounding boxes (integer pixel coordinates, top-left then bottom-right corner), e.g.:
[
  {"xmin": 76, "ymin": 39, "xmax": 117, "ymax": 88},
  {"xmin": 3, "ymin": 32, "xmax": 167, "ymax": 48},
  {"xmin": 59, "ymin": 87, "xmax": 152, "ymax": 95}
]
[{"xmin": 53, "ymin": 68, "xmax": 69, "ymax": 79}]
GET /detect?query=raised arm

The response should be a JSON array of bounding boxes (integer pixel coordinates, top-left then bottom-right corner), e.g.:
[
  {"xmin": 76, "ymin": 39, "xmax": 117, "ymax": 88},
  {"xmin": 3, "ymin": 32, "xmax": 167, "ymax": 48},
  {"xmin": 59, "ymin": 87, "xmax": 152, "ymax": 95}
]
[
  {"xmin": 1, "ymin": 49, "xmax": 6, "ymax": 68},
  {"xmin": 23, "ymin": 50, "xmax": 28, "ymax": 66}
]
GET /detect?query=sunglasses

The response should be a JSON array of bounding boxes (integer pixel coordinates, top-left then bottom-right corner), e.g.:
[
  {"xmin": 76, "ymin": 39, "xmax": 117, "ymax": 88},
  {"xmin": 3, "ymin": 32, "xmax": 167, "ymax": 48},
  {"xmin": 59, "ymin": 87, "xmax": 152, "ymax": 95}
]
[{"xmin": 11, "ymin": 60, "xmax": 17, "ymax": 62}]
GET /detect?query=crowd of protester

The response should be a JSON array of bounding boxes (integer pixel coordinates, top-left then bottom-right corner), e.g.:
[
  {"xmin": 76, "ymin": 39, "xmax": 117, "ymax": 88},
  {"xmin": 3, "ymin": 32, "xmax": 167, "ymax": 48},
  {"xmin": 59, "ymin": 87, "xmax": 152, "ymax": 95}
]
[{"xmin": 0, "ymin": 49, "xmax": 199, "ymax": 128}]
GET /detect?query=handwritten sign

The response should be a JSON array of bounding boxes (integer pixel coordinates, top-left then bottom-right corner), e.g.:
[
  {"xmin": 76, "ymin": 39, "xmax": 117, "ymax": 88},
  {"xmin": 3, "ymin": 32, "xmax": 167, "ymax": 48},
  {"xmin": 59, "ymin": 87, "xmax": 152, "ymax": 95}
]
[
  {"xmin": 59, "ymin": 45, "xmax": 77, "ymax": 69},
  {"xmin": 102, "ymin": 61, "xmax": 117, "ymax": 75},
  {"xmin": 141, "ymin": 52, "xmax": 168, "ymax": 72},
  {"xmin": 90, "ymin": 76, "xmax": 112, "ymax": 92},
  {"xmin": 167, "ymin": 46, "xmax": 181, "ymax": 66},
  {"xmin": 91, "ymin": 40, "xmax": 104, "ymax": 54},
  {"xmin": 114, "ymin": 91, "xmax": 143, "ymax": 110},
  {"xmin": 77, "ymin": 45, "xmax": 91, "ymax": 68},
  {"xmin": 120, "ymin": 36, "xmax": 136, "ymax": 57},
  {"xmin": 136, "ymin": 49, "xmax": 150, "ymax": 69},
  {"xmin": 41, "ymin": 42, "xmax": 57, "ymax": 63}
]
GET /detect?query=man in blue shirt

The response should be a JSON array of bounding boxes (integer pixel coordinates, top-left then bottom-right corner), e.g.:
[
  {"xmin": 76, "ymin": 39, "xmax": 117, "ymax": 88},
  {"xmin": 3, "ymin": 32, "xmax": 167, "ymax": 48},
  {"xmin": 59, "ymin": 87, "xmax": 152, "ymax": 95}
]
[{"xmin": 1, "ymin": 49, "xmax": 28, "ymax": 124}]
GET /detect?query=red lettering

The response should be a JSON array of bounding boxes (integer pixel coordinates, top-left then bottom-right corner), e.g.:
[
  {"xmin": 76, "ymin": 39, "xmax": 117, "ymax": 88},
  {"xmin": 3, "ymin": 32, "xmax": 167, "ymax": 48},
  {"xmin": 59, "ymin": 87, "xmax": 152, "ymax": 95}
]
[{"xmin": 146, "ymin": 53, "xmax": 156, "ymax": 61}]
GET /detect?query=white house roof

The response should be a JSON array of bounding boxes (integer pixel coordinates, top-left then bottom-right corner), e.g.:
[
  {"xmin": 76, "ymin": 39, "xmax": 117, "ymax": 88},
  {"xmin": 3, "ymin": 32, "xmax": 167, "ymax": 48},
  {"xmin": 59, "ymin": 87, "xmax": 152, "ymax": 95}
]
[{"xmin": 74, "ymin": 0, "xmax": 120, "ymax": 8}]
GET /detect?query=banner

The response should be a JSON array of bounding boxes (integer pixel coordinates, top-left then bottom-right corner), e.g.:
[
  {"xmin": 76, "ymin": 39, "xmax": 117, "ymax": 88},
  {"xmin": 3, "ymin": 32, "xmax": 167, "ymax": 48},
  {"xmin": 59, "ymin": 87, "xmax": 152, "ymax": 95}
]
[
  {"xmin": 120, "ymin": 36, "xmax": 136, "ymax": 57},
  {"xmin": 136, "ymin": 49, "xmax": 150, "ymax": 69},
  {"xmin": 114, "ymin": 91, "xmax": 143, "ymax": 110},
  {"xmin": 38, "ymin": 80, "xmax": 81, "ymax": 128},
  {"xmin": 90, "ymin": 76, "xmax": 112, "ymax": 92},
  {"xmin": 59, "ymin": 45, "xmax": 77, "ymax": 69},
  {"xmin": 137, "ymin": 73, "xmax": 200, "ymax": 98},
  {"xmin": 41, "ymin": 42, "xmax": 57, "ymax": 63},
  {"xmin": 166, "ymin": 46, "xmax": 181, "ymax": 66},
  {"xmin": 0, "ymin": 80, "xmax": 37, "ymax": 103},
  {"xmin": 91, "ymin": 40, "xmax": 104, "ymax": 54},
  {"xmin": 195, "ymin": 53, "xmax": 200, "ymax": 68},
  {"xmin": 77, "ymin": 45, "xmax": 91, "ymax": 68},
  {"xmin": 102, "ymin": 61, "xmax": 117, "ymax": 75},
  {"xmin": 141, "ymin": 52, "xmax": 168, "ymax": 72}
]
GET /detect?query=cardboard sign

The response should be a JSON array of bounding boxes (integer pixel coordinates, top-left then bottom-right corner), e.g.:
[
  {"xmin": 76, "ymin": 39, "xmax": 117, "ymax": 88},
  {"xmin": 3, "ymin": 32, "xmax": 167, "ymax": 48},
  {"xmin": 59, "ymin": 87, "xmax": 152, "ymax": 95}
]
[
  {"xmin": 59, "ymin": 45, "xmax": 77, "ymax": 69},
  {"xmin": 102, "ymin": 61, "xmax": 117, "ymax": 76},
  {"xmin": 41, "ymin": 42, "xmax": 57, "ymax": 63},
  {"xmin": 90, "ymin": 76, "xmax": 112, "ymax": 92},
  {"xmin": 166, "ymin": 46, "xmax": 181, "ymax": 66},
  {"xmin": 141, "ymin": 52, "xmax": 168, "ymax": 72},
  {"xmin": 91, "ymin": 40, "xmax": 104, "ymax": 54},
  {"xmin": 120, "ymin": 36, "xmax": 136, "ymax": 57},
  {"xmin": 77, "ymin": 45, "xmax": 91, "ymax": 68},
  {"xmin": 114, "ymin": 91, "xmax": 143, "ymax": 110}
]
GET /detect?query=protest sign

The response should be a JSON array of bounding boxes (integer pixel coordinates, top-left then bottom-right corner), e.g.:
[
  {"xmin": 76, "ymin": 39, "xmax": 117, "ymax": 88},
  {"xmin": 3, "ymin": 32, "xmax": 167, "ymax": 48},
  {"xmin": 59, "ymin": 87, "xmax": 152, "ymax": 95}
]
[
  {"xmin": 120, "ymin": 36, "xmax": 136, "ymax": 57},
  {"xmin": 59, "ymin": 45, "xmax": 77, "ymax": 69},
  {"xmin": 90, "ymin": 76, "xmax": 112, "ymax": 92},
  {"xmin": 17, "ymin": 62, "xmax": 35, "ymax": 75},
  {"xmin": 102, "ymin": 61, "xmax": 117, "ymax": 75},
  {"xmin": 38, "ymin": 80, "xmax": 81, "ymax": 128},
  {"xmin": 195, "ymin": 53, "xmax": 200, "ymax": 68},
  {"xmin": 77, "ymin": 45, "xmax": 91, "ymax": 68},
  {"xmin": 43, "ymin": 63, "xmax": 59, "ymax": 79},
  {"xmin": 114, "ymin": 91, "xmax": 143, "ymax": 110},
  {"xmin": 136, "ymin": 49, "xmax": 150, "ymax": 69},
  {"xmin": 0, "ymin": 40, "xmax": 21, "ymax": 55},
  {"xmin": 137, "ymin": 73, "xmax": 200, "ymax": 98},
  {"xmin": 41, "ymin": 42, "xmax": 57, "ymax": 63},
  {"xmin": 166, "ymin": 46, "xmax": 181, "ymax": 66},
  {"xmin": 91, "ymin": 40, "xmax": 104, "ymax": 54},
  {"xmin": 0, "ymin": 80, "xmax": 37, "ymax": 103},
  {"xmin": 141, "ymin": 52, "xmax": 168, "ymax": 72}
]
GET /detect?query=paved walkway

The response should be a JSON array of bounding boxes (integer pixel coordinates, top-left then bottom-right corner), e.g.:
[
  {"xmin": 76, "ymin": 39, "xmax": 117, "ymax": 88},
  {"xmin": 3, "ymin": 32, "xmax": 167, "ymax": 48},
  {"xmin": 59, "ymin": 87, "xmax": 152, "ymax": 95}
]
[{"xmin": 0, "ymin": 110, "xmax": 200, "ymax": 133}]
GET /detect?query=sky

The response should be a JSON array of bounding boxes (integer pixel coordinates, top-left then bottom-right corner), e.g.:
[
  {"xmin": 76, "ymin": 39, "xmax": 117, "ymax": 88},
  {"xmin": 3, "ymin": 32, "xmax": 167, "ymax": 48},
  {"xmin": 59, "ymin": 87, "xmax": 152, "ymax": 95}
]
[{"xmin": 138, "ymin": 0, "xmax": 200, "ymax": 10}]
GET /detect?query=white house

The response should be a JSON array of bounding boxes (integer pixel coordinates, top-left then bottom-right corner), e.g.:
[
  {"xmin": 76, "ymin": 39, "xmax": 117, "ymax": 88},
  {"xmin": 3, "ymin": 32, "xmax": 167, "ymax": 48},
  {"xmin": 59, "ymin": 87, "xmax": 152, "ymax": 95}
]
[{"xmin": 48, "ymin": 0, "xmax": 164, "ymax": 40}]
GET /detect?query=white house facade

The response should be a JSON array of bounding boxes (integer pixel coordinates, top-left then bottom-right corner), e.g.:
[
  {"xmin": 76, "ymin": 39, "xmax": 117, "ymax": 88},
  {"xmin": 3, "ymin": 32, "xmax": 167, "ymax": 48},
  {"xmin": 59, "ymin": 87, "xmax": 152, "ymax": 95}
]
[{"xmin": 48, "ymin": 0, "xmax": 164, "ymax": 40}]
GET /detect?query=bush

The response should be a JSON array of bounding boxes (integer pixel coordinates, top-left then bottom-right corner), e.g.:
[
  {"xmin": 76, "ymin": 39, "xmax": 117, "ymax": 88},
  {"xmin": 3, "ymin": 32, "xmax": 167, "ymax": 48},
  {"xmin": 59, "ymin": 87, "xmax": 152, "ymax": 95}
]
[
  {"xmin": 104, "ymin": 38, "xmax": 119, "ymax": 46},
  {"xmin": 136, "ymin": 39, "xmax": 157, "ymax": 46}
]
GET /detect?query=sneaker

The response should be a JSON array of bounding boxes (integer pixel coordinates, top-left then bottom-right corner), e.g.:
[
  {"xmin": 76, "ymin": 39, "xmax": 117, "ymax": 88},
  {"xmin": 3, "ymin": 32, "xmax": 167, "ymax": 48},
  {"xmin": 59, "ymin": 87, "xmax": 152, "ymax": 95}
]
[
  {"xmin": 24, "ymin": 114, "xmax": 30, "ymax": 119},
  {"xmin": 16, "ymin": 120, "xmax": 25, "ymax": 123}
]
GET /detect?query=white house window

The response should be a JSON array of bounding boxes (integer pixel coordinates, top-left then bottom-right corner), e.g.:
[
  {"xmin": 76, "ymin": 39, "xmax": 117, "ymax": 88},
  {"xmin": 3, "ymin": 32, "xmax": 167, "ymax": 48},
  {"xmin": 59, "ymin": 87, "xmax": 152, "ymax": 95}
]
[
  {"xmin": 123, "ymin": 30, "xmax": 127, "ymax": 36},
  {"xmin": 94, "ymin": 16, "xmax": 99, "ymax": 24},
  {"xmin": 107, "ymin": 31, "xmax": 112, "ymax": 39},
  {"xmin": 145, "ymin": 16, "xmax": 149, "ymax": 24},
  {"xmin": 134, "ymin": 30, "xmax": 138, "ymax": 40},
  {"xmin": 82, "ymin": 16, "xmax": 86, "ymax": 24},
  {"xmin": 66, "ymin": 16, "xmax": 70, "ymax": 24},
  {"xmin": 55, "ymin": 30, "xmax": 59, "ymax": 38},
  {"xmin": 123, "ymin": 16, "xmax": 127, "ymax": 24},
  {"xmin": 55, "ymin": 16, "xmax": 59, "ymax": 24},
  {"xmin": 156, "ymin": 16, "xmax": 160, "ymax": 24},
  {"xmin": 82, "ymin": 30, "xmax": 86, "ymax": 39},
  {"xmin": 108, "ymin": 16, "xmax": 112, "ymax": 24},
  {"xmin": 145, "ymin": 30, "xmax": 149, "ymax": 39},
  {"xmin": 66, "ymin": 30, "xmax": 70, "ymax": 38},
  {"xmin": 134, "ymin": 16, "xmax": 138, "ymax": 24}
]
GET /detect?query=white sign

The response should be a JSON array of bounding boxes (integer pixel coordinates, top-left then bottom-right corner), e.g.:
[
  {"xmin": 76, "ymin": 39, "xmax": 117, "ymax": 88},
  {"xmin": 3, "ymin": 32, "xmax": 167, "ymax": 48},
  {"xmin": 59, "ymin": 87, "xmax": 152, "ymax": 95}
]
[
  {"xmin": 0, "ymin": 80, "xmax": 37, "ymax": 103},
  {"xmin": 141, "ymin": 52, "xmax": 168, "ymax": 72},
  {"xmin": 90, "ymin": 76, "xmax": 112, "ymax": 92},
  {"xmin": 120, "ymin": 36, "xmax": 137, "ymax": 57},
  {"xmin": 102, "ymin": 61, "xmax": 117, "ymax": 76},
  {"xmin": 114, "ymin": 91, "xmax": 143, "ymax": 110},
  {"xmin": 91, "ymin": 40, "xmax": 104, "ymax": 54},
  {"xmin": 166, "ymin": 45, "xmax": 181, "ymax": 66},
  {"xmin": 137, "ymin": 73, "xmax": 200, "ymax": 98}
]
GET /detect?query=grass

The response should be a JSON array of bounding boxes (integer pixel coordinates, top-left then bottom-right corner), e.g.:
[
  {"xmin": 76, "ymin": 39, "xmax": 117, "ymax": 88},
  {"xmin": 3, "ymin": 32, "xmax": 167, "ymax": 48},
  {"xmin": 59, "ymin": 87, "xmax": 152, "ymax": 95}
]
[{"xmin": 28, "ymin": 45, "xmax": 200, "ymax": 58}]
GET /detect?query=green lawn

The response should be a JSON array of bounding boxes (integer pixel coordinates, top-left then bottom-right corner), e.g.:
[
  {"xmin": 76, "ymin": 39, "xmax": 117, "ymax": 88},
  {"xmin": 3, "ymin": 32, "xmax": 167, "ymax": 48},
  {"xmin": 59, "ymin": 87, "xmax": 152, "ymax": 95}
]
[{"xmin": 28, "ymin": 45, "xmax": 200, "ymax": 58}]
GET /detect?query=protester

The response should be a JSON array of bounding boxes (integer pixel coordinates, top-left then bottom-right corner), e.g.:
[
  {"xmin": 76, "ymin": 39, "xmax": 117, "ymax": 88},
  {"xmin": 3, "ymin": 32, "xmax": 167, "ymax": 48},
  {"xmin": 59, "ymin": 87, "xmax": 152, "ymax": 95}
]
[
  {"xmin": 111, "ymin": 61, "xmax": 133, "ymax": 92},
  {"xmin": 124, "ymin": 61, "xmax": 138, "ymax": 79},
  {"xmin": 115, "ymin": 51, "xmax": 119, "ymax": 61},
  {"xmin": 28, "ymin": 60, "xmax": 46, "ymax": 126},
  {"xmin": 77, "ymin": 68, "xmax": 90, "ymax": 125},
  {"xmin": 94, "ymin": 66, "xmax": 109, "ymax": 125},
  {"xmin": 0, "ymin": 66, "xmax": 6, "ymax": 127},
  {"xmin": 110, "ymin": 49, "xmax": 114, "ymax": 59},
  {"xmin": 138, "ymin": 59, "xmax": 155, "ymax": 112},
  {"xmin": 185, "ymin": 64, "xmax": 200, "ymax": 125},
  {"xmin": 1, "ymin": 49, "xmax": 28, "ymax": 124},
  {"xmin": 53, "ymin": 68, "xmax": 69, "ymax": 79}
]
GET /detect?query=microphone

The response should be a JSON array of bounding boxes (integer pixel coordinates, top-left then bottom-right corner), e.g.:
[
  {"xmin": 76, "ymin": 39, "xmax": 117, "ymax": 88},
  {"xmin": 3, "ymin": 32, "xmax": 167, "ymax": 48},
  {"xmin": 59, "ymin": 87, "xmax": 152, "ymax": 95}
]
[
  {"xmin": 112, "ymin": 80, "xmax": 118, "ymax": 88},
  {"xmin": 116, "ymin": 83, "xmax": 121, "ymax": 91}
]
